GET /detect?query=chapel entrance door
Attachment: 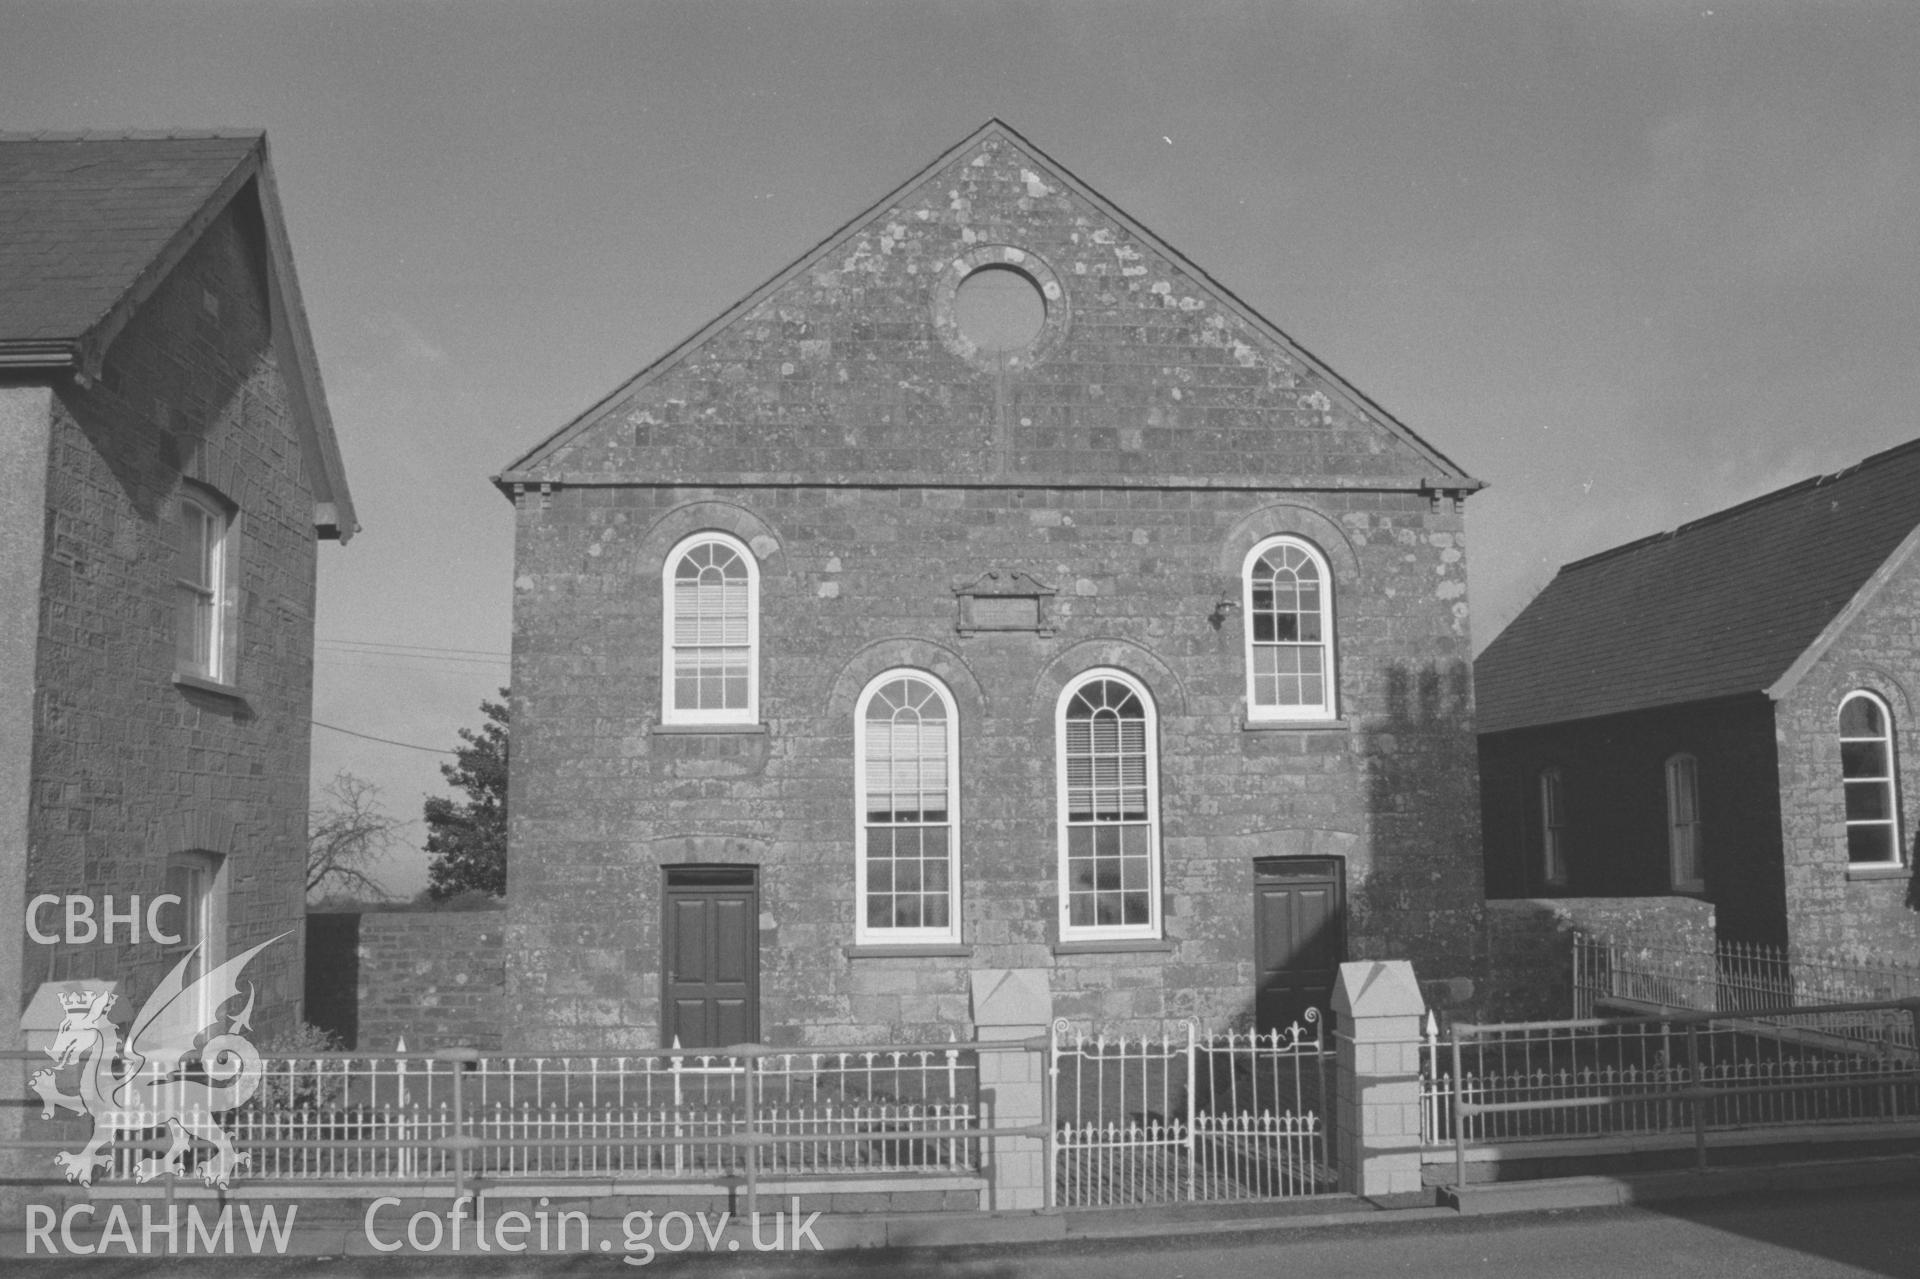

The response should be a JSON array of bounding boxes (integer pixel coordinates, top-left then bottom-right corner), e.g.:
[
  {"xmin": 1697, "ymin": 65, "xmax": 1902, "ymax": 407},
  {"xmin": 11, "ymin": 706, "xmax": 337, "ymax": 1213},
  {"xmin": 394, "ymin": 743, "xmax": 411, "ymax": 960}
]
[
  {"xmin": 1253, "ymin": 857, "xmax": 1345, "ymax": 1034},
  {"xmin": 661, "ymin": 866, "xmax": 758, "ymax": 1049}
]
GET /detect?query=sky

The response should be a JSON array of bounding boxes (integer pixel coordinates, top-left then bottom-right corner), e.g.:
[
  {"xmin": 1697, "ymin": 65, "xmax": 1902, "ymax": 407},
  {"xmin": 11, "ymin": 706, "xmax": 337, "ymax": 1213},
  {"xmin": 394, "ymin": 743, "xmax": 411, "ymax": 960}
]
[{"xmin": 3, "ymin": 1, "xmax": 1917, "ymax": 898}]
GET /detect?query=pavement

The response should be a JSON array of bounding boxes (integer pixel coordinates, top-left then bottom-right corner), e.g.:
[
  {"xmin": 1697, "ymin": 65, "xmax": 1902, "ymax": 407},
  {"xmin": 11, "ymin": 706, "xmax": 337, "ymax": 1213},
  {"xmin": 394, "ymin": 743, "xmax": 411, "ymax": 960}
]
[{"xmin": 5, "ymin": 1151, "xmax": 1918, "ymax": 1259}]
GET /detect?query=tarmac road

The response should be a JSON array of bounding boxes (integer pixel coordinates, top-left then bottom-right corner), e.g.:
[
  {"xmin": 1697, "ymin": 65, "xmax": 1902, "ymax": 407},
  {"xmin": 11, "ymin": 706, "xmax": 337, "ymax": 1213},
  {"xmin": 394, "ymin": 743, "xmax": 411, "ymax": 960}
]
[{"xmin": 11, "ymin": 1181, "xmax": 1920, "ymax": 1277}]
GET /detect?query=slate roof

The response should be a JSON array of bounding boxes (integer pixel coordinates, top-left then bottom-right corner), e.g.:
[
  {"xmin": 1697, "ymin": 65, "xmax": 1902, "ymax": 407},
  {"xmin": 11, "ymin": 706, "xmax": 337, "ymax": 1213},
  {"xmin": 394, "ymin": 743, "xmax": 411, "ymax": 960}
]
[
  {"xmin": 0, "ymin": 131, "xmax": 263, "ymax": 349},
  {"xmin": 1477, "ymin": 438, "xmax": 1920, "ymax": 734},
  {"xmin": 0, "ymin": 131, "xmax": 355, "ymax": 538}
]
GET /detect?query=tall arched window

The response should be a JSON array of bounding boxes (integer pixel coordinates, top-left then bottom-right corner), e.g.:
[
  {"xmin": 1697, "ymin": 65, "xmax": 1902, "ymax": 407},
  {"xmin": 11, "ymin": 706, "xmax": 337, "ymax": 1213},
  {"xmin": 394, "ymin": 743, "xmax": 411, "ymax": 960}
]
[
  {"xmin": 1243, "ymin": 536, "xmax": 1336, "ymax": 721},
  {"xmin": 1665, "ymin": 754, "xmax": 1703, "ymax": 891},
  {"xmin": 1058, "ymin": 669, "xmax": 1161, "ymax": 941},
  {"xmin": 662, "ymin": 532, "xmax": 758, "ymax": 725},
  {"xmin": 1839, "ymin": 691, "xmax": 1902, "ymax": 866},
  {"xmin": 855, "ymin": 671, "xmax": 960, "ymax": 944}
]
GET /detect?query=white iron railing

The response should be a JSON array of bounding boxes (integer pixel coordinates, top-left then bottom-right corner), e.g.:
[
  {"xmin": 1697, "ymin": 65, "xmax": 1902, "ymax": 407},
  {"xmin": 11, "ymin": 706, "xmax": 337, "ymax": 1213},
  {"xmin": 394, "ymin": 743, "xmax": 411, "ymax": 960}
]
[
  {"xmin": 1573, "ymin": 933, "xmax": 1920, "ymax": 1060},
  {"xmin": 1420, "ymin": 998, "xmax": 1920, "ymax": 1169},
  {"xmin": 1050, "ymin": 1016, "xmax": 1335, "ymax": 1207},
  {"xmin": 20, "ymin": 1037, "xmax": 986, "ymax": 1198}
]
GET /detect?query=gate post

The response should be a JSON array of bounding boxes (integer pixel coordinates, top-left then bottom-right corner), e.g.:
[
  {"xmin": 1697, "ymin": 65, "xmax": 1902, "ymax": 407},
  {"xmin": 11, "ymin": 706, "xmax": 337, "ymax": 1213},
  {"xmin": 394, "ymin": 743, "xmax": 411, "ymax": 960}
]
[
  {"xmin": 1332, "ymin": 960, "xmax": 1427, "ymax": 1199},
  {"xmin": 970, "ymin": 969, "xmax": 1052, "ymax": 1212}
]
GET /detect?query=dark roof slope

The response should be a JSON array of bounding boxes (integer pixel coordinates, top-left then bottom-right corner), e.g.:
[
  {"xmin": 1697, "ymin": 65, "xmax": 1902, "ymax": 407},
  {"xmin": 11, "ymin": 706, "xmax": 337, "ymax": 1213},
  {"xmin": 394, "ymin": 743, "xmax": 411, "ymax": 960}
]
[
  {"xmin": 0, "ymin": 131, "xmax": 355, "ymax": 539},
  {"xmin": 1477, "ymin": 439, "xmax": 1920, "ymax": 733},
  {"xmin": 0, "ymin": 131, "xmax": 261, "ymax": 349}
]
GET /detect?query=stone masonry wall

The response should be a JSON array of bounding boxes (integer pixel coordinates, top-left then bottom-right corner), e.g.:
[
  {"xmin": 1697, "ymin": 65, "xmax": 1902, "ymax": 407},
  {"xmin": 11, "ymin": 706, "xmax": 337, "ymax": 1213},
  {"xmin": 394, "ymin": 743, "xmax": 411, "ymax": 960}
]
[
  {"xmin": 504, "ymin": 128, "xmax": 1484, "ymax": 1050},
  {"xmin": 1480, "ymin": 896, "xmax": 1717, "ymax": 1022},
  {"xmin": 1776, "ymin": 553, "xmax": 1920, "ymax": 963},
  {"xmin": 23, "ymin": 195, "xmax": 318, "ymax": 1035},
  {"xmin": 509, "ymin": 484, "xmax": 1480, "ymax": 1050},
  {"xmin": 355, "ymin": 912, "xmax": 507, "ymax": 1052}
]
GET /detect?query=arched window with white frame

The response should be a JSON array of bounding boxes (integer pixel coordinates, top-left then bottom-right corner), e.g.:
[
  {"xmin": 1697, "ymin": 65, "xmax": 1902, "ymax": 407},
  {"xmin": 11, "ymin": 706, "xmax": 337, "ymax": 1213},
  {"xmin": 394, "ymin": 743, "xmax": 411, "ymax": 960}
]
[
  {"xmin": 1243, "ymin": 536, "xmax": 1336, "ymax": 721},
  {"xmin": 1839, "ymin": 690, "xmax": 1903, "ymax": 867},
  {"xmin": 855, "ymin": 670, "xmax": 960, "ymax": 944},
  {"xmin": 1058, "ymin": 669, "xmax": 1161, "ymax": 941},
  {"xmin": 662, "ymin": 532, "xmax": 758, "ymax": 725}
]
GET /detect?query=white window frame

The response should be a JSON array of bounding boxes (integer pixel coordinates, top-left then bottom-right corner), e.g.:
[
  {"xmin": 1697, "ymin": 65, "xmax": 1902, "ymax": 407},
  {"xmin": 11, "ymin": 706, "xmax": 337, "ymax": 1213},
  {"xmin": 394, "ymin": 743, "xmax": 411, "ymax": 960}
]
[
  {"xmin": 1665, "ymin": 753, "xmax": 1704, "ymax": 891},
  {"xmin": 1056, "ymin": 668, "xmax": 1162, "ymax": 942},
  {"xmin": 661, "ymin": 531, "xmax": 759, "ymax": 726},
  {"xmin": 175, "ymin": 486, "xmax": 233, "ymax": 684},
  {"xmin": 1242, "ymin": 535, "xmax": 1336, "ymax": 722},
  {"xmin": 1539, "ymin": 767, "xmax": 1568, "ymax": 888},
  {"xmin": 1839, "ymin": 690, "xmax": 1903, "ymax": 867},
  {"xmin": 854, "ymin": 669, "xmax": 961, "ymax": 945}
]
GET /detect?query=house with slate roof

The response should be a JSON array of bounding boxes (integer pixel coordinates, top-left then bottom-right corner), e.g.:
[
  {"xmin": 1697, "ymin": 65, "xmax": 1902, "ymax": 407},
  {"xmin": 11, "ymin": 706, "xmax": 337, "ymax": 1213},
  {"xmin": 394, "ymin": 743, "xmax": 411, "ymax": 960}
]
[
  {"xmin": 496, "ymin": 121, "xmax": 1486, "ymax": 1051},
  {"xmin": 1477, "ymin": 441, "xmax": 1920, "ymax": 958},
  {"xmin": 0, "ymin": 132, "xmax": 354, "ymax": 1048}
]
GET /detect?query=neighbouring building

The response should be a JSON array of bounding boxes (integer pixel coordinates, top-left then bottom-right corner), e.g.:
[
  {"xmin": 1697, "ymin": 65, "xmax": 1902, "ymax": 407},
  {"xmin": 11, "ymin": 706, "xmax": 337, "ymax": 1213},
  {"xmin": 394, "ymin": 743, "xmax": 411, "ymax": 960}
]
[
  {"xmin": 1477, "ymin": 440, "xmax": 1920, "ymax": 959},
  {"xmin": 0, "ymin": 131, "xmax": 356, "ymax": 1049},
  {"xmin": 497, "ymin": 121, "xmax": 1485, "ymax": 1051}
]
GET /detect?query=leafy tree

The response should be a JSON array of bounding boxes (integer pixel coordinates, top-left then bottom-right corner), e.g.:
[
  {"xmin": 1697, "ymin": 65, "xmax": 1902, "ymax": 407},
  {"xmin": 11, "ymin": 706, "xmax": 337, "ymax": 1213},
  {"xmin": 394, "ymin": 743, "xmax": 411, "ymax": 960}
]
[
  {"xmin": 307, "ymin": 771, "xmax": 400, "ymax": 901},
  {"xmin": 424, "ymin": 690, "xmax": 509, "ymax": 900}
]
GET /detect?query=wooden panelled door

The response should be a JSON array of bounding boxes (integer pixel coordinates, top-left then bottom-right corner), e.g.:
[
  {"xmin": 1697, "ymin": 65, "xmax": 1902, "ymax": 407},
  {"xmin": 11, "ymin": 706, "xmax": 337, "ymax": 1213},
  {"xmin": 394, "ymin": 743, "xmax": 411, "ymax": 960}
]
[
  {"xmin": 661, "ymin": 866, "xmax": 758, "ymax": 1049},
  {"xmin": 1253, "ymin": 857, "xmax": 1345, "ymax": 1034}
]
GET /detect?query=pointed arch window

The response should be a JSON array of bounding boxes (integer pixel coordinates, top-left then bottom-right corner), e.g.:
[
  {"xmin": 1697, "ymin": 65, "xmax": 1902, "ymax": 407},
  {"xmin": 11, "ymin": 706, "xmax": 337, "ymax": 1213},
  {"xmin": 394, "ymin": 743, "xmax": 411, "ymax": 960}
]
[
  {"xmin": 662, "ymin": 532, "xmax": 758, "ymax": 725},
  {"xmin": 1666, "ymin": 754, "xmax": 1703, "ymax": 891},
  {"xmin": 1058, "ymin": 670, "xmax": 1161, "ymax": 941},
  {"xmin": 1243, "ymin": 536, "xmax": 1336, "ymax": 721},
  {"xmin": 856, "ymin": 671, "xmax": 959, "ymax": 944},
  {"xmin": 1839, "ymin": 691, "xmax": 1902, "ymax": 866}
]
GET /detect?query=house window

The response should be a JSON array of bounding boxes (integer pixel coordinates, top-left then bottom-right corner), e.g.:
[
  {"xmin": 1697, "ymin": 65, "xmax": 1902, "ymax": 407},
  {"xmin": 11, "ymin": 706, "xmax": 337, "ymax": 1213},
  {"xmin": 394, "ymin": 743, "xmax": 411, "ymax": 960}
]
[
  {"xmin": 1058, "ymin": 669, "xmax": 1161, "ymax": 940},
  {"xmin": 662, "ymin": 533, "xmax": 758, "ymax": 725},
  {"xmin": 175, "ymin": 487, "xmax": 232, "ymax": 683},
  {"xmin": 1666, "ymin": 754, "xmax": 1703, "ymax": 891},
  {"xmin": 1538, "ymin": 767, "xmax": 1568, "ymax": 888},
  {"xmin": 855, "ymin": 671, "xmax": 959, "ymax": 944},
  {"xmin": 1243, "ymin": 536, "xmax": 1335, "ymax": 721},
  {"xmin": 1839, "ymin": 691, "xmax": 1902, "ymax": 866},
  {"xmin": 159, "ymin": 851, "xmax": 225, "ymax": 1032}
]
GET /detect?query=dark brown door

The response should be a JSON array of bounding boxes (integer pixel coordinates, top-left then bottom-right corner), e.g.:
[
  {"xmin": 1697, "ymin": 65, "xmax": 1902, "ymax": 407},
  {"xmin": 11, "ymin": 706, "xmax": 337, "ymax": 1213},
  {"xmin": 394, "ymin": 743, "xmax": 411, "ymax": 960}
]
[
  {"xmin": 1253, "ymin": 857, "xmax": 1344, "ymax": 1034},
  {"xmin": 662, "ymin": 866, "xmax": 758, "ymax": 1049}
]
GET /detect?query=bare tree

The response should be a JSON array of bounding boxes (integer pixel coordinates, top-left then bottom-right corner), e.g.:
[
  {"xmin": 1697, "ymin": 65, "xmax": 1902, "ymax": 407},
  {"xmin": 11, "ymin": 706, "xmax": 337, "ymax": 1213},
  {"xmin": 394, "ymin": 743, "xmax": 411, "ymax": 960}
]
[{"xmin": 308, "ymin": 771, "xmax": 403, "ymax": 901}]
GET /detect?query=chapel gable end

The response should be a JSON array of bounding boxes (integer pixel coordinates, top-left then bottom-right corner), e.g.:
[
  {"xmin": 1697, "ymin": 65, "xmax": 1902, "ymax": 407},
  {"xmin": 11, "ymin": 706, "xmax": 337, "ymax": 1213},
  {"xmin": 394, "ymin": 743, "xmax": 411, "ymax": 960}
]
[{"xmin": 500, "ymin": 122, "xmax": 1475, "ymax": 496}]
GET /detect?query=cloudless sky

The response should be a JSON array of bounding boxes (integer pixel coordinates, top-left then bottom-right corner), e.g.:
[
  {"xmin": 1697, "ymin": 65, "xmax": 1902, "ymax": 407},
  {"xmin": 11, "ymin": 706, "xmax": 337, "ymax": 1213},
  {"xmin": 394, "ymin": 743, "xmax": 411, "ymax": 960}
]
[{"xmin": 4, "ymin": 1, "xmax": 1917, "ymax": 895}]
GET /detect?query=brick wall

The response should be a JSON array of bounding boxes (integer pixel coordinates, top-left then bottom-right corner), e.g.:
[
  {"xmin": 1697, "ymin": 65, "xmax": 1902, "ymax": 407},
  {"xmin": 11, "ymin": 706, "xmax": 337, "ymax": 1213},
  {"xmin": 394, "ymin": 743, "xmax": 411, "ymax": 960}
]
[
  {"xmin": 503, "ymin": 130, "xmax": 1485, "ymax": 1050},
  {"xmin": 1481, "ymin": 896, "xmax": 1718, "ymax": 1022},
  {"xmin": 1775, "ymin": 554, "xmax": 1920, "ymax": 963},
  {"xmin": 23, "ymin": 194, "xmax": 317, "ymax": 1035},
  {"xmin": 355, "ymin": 912, "xmax": 507, "ymax": 1052}
]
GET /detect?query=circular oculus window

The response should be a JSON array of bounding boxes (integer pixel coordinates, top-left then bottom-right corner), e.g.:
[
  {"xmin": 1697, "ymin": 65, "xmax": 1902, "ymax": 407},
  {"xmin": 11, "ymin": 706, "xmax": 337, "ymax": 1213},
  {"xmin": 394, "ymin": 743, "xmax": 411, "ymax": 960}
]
[{"xmin": 933, "ymin": 246, "xmax": 1068, "ymax": 372}]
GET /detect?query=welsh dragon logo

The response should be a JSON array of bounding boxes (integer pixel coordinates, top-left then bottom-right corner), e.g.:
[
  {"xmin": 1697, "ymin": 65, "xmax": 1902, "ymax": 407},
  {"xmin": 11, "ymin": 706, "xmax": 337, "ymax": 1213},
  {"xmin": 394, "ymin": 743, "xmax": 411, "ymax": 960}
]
[{"xmin": 30, "ymin": 934, "xmax": 285, "ymax": 1188}]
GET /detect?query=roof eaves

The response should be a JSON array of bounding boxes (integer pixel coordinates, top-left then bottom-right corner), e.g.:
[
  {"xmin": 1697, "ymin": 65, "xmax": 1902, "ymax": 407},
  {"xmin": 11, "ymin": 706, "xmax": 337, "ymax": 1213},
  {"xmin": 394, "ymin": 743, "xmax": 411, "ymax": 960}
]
[{"xmin": 0, "ymin": 340, "xmax": 78, "ymax": 370}]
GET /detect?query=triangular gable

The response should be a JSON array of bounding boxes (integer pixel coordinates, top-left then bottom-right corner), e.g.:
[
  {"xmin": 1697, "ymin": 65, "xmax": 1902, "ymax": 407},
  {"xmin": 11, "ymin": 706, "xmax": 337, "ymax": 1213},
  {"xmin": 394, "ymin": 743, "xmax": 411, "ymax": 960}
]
[
  {"xmin": 0, "ymin": 132, "xmax": 355, "ymax": 541},
  {"xmin": 498, "ymin": 120, "xmax": 1479, "ymax": 495}
]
